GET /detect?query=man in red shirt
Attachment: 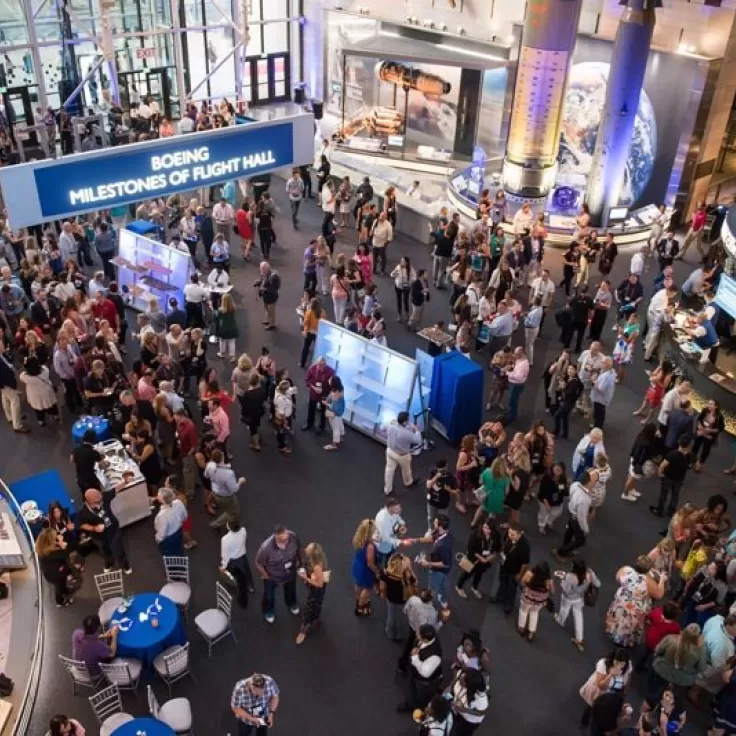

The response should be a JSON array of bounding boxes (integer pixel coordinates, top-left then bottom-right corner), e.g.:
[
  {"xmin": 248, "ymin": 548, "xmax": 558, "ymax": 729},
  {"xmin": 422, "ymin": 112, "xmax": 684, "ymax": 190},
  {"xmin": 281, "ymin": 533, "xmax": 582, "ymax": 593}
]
[
  {"xmin": 679, "ymin": 201, "xmax": 707, "ymax": 261},
  {"xmin": 91, "ymin": 291, "xmax": 119, "ymax": 332},
  {"xmin": 637, "ymin": 601, "xmax": 681, "ymax": 671},
  {"xmin": 174, "ymin": 408, "xmax": 198, "ymax": 499}
]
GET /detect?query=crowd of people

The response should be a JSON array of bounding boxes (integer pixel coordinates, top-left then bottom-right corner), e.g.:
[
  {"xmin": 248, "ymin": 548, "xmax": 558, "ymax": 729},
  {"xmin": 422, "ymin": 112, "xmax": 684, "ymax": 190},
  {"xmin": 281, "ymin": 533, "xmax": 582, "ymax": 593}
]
[{"xmin": 1, "ymin": 115, "xmax": 735, "ymax": 734}]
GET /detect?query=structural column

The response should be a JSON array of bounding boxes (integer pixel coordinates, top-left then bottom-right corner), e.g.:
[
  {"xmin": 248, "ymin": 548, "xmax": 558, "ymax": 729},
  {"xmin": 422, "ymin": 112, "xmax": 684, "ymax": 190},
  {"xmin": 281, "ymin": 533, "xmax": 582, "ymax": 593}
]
[
  {"xmin": 586, "ymin": 0, "xmax": 659, "ymax": 228},
  {"xmin": 170, "ymin": 0, "xmax": 188, "ymax": 106},
  {"xmin": 22, "ymin": 0, "xmax": 49, "ymax": 110},
  {"xmin": 502, "ymin": 0, "xmax": 583, "ymax": 199}
]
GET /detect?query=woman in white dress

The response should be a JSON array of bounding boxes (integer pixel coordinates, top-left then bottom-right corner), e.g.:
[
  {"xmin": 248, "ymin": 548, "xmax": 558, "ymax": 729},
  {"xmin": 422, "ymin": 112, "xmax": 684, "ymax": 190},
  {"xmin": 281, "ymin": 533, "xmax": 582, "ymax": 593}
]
[{"xmin": 20, "ymin": 356, "xmax": 59, "ymax": 426}]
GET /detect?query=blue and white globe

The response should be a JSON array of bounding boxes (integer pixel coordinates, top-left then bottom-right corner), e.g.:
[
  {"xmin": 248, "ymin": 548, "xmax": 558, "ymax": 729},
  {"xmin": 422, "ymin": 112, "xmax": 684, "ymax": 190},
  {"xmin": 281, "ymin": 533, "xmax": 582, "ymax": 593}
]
[{"xmin": 558, "ymin": 61, "xmax": 657, "ymax": 206}]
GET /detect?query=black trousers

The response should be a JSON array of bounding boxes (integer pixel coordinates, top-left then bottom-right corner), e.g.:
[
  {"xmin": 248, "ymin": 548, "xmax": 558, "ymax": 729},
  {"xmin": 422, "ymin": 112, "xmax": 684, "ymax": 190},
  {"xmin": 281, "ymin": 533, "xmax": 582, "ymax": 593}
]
[
  {"xmin": 236, "ymin": 721, "xmax": 267, "ymax": 736},
  {"xmin": 306, "ymin": 398, "xmax": 326, "ymax": 430},
  {"xmin": 592, "ymin": 402, "xmax": 606, "ymax": 429},
  {"xmin": 656, "ymin": 478, "xmax": 683, "ymax": 516},
  {"xmin": 99, "ymin": 251, "xmax": 115, "ymax": 281},
  {"xmin": 300, "ymin": 333, "xmax": 316, "ymax": 368},
  {"xmin": 567, "ymin": 321, "xmax": 587, "ymax": 352},
  {"xmin": 62, "ymin": 378, "xmax": 84, "ymax": 413},
  {"xmin": 558, "ymin": 516, "xmax": 586, "ymax": 557},
  {"xmin": 395, "ymin": 286, "xmax": 409, "ymax": 315},
  {"xmin": 691, "ymin": 436, "xmax": 714, "ymax": 465},
  {"xmin": 372, "ymin": 247, "xmax": 387, "ymax": 274},
  {"xmin": 554, "ymin": 402, "xmax": 574, "ymax": 439},
  {"xmin": 98, "ymin": 531, "xmax": 130, "ymax": 570},
  {"xmin": 228, "ymin": 554, "xmax": 255, "ymax": 608},
  {"xmin": 589, "ymin": 309, "xmax": 607, "ymax": 342},
  {"xmin": 495, "ymin": 567, "xmax": 518, "ymax": 613},
  {"xmin": 303, "ymin": 272, "xmax": 317, "ymax": 296},
  {"xmin": 457, "ymin": 561, "xmax": 491, "ymax": 591},
  {"xmin": 258, "ymin": 229, "xmax": 272, "ymax": 260}
]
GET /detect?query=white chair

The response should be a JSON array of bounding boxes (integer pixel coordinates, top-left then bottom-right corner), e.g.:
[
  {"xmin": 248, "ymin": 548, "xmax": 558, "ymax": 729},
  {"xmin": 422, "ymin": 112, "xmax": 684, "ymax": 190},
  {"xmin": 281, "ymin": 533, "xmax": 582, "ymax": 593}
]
[
  {"xmin": 160, "ymin": 556, "xmax": 192, "ymax": 615},
  {"xmin": 58, "ymin": 654, "xmax": 103, "ymax": 695},
  {"xmin": 100, "ymin": 658, "xmax": 143, "ymax": 692},
  {"xmin": 193, "ymin": 582, "xmax": 236, "ymax": 657},
  {"xmin": 94, "ymin": 570, "xmax": 125, "ymax": 627},
  {"xmin": 153, "ymin": 642, "xmax": 196, "ymax": 696},
  {"xmin": 89, "ymin": 684, "xmax": 134, "ymax": 736},
  {"xmin": 148, "ymin": 684, "xmax": 194, "ymax": 735}
]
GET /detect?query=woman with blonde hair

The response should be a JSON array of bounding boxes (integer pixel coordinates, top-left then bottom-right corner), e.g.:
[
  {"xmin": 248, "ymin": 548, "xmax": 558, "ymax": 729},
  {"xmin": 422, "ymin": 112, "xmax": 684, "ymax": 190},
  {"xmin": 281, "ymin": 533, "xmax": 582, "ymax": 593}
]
[
  {"xmin": 296, "ymin": 542, "xmax": 329, "ymax": 645},
  {"xmin": 650, "ymin": 623, "xmax": 706, "ymax": 698},
  {"xmin": 455, "ymin": 434, "xmax": 479, "ymax": 514},
  {"xmin": 216, "ymin": 292, "xmax": 238, "ymax": 362},
  {"xmin": 315, "ymin": 236, "xmax": 331, "ymax": 295},
  {"xmin": 231, "ymin": 353, "xmax": 254, "ymax": 399},
  {"xmin": 648, "ymin": 537, "xmax": 676, "ymax": 580},
  {"xmin": 381, "ymin": 553, "xmax": 417, "ymax": 641},
  {"xmin": 351, "ymin": 519, "xmax": 380, "ymax": 616},
  {"xmin": 36, "ymin": 526, "xmax": 74, "ymax": 607}
]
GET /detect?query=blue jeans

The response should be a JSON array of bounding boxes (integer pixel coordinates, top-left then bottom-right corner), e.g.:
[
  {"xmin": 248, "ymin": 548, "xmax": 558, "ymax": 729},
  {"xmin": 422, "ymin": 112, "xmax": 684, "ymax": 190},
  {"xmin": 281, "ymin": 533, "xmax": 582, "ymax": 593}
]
[
  {"xmin": 507, "ymin": 383, "xmax": 525, "ymax": 424},
  {"xmin": 261, "ymin": 576, "xmax": 297, "ymax": 616},
  {"xmin": 429, "ymin": 570, "xmax": 449, "ymax": 609},
  {"xmin": 385, "ymin": 601, "xmax": 405, "ymax": 640}
]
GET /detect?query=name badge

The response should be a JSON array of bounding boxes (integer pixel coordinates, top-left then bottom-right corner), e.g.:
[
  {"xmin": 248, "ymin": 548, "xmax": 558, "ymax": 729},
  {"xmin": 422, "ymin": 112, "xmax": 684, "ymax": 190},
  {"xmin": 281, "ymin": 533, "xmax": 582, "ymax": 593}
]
[
  {"xmin": 500, "ymin": 553, "xmax": 506, "ymax": 564},
  {"xmin": 284, "ymin": 561, "xmax": 292, "ymax": 570}
]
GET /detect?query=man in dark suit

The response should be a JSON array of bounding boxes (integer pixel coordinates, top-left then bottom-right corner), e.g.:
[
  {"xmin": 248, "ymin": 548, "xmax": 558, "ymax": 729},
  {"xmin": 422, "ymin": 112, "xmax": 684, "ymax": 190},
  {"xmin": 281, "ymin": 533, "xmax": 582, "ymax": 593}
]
[{"xmin": 657, "ymin": 229, "xmax": 679, "ymax": 272}]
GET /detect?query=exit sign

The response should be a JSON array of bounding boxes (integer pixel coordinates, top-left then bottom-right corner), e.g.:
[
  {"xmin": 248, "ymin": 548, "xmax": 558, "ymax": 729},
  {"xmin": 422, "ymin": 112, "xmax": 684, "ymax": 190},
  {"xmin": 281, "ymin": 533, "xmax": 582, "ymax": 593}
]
[{"xmin": 136, "ymin": 47, "xmax": 156, "ymax": 60}]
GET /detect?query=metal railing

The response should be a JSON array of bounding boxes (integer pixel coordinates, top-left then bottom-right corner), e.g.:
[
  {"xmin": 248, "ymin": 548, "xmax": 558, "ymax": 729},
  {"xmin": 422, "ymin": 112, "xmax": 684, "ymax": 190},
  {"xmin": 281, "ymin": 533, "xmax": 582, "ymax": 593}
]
[{"xmin": 0, "ymin": 478, "xmax": 44, "ymax": 736}]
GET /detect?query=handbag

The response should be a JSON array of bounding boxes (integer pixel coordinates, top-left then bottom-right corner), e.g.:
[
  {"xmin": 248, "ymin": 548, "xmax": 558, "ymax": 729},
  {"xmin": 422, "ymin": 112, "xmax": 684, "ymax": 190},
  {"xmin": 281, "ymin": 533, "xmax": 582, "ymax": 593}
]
[
  {"xmin": 473, "ymin": 486, "xmax": 488, "ymax": 504},
  {"xmin": 456, "ymin": 553, "xmax": 475, "ymax": 574},
  {"xmin": 584, "ymin": 581, "xmax": 599, "ymax": 608}
]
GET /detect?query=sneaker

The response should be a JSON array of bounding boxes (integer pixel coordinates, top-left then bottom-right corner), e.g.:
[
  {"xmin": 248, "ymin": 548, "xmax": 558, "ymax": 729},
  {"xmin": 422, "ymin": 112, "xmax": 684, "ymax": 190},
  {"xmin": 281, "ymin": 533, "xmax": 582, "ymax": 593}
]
[
  {"xmin": 289, "ymin": 606, "xmax": 301, "ymax": 616},
  {"xmin": 455, "ymin": 586, "xmax": 467, "ymax": 599},
  {"xmin": 621, "ymin": 493, "xmax": 637, "ymax": 502},
  {"xmin": 630, "ymin": 489, "xmax": 642, "ymax": 498},
  {"xmin": 123, "ymin": 567, "xmax": 133, "ymax": 575},
  {"xmin": 264, "ymin": 613, "xmax": 275, "ymax": 624},
  {"xmin": 470, "ymin": 588, "xmax": 482, "ymax": 600}
]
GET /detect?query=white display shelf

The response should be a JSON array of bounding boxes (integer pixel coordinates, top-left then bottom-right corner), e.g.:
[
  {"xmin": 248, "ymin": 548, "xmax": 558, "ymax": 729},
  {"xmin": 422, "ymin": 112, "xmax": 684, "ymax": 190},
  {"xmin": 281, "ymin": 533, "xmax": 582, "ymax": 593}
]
[
  {"xmin": 346, "ymin": 402, "xmax": 378, "ymax": 423},
  {"xmin": 349, "ymin": 374, "xmax": 407, "ymax": 404}
]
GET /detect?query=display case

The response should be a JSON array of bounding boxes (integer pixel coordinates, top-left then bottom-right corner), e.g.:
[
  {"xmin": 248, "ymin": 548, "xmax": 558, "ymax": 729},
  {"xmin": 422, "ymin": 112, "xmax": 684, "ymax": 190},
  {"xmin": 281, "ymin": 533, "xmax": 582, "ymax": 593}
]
[
  {"xmin": 314, "ymin": 321, "xmax": 418, "ymax": 444},
  {"xmin": 114, "ymin": 228, "xmax": 194, "ymax": 312}
]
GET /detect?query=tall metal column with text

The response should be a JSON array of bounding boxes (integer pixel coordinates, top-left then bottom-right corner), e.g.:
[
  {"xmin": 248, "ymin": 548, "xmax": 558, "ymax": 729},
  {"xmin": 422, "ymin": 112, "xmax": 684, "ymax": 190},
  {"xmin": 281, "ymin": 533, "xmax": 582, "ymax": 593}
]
[{"xmin": 501, "ymin": 0, "xmax": 583, "ymax": 200}]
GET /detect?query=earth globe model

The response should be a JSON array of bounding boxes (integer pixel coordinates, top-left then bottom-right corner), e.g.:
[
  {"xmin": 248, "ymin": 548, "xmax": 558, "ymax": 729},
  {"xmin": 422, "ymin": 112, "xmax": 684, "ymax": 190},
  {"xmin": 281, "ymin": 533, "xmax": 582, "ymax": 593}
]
[{"xmin": 558, "ymin": 61, "xmax": 657, "ymax": 206}]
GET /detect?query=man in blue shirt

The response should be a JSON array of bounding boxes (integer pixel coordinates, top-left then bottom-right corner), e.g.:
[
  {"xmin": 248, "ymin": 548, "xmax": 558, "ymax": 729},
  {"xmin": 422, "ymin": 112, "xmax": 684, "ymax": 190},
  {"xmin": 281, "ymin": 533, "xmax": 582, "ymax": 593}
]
[
  {"xmin": 486, "ymin": 301, "xmax": 515, "ymax": 356},
  {"xmin": 0, "ymin": 282, "xmax": 26, "ymax": 331},
  {"xmin": 302, "ymin": 239, "xmax": 317, "ymax": 296},
  {"xmin": 523, "ymin": 296, "xmax": 544, "ymax": 366},
  {"xmin": 418, "ymin": 514, "xmax": 453, "ymax": 610},
  {"xmin": 590, "ymin": 357, "xmax": 616, "ymax": 429}
]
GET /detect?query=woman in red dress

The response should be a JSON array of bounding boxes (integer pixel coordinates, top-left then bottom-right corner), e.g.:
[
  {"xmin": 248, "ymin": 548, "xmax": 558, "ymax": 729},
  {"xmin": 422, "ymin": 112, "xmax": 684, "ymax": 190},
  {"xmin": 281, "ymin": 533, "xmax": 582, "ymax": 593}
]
[{"xmin": 236, "ymin": 199, "xmax": 254, "ymax": 260}]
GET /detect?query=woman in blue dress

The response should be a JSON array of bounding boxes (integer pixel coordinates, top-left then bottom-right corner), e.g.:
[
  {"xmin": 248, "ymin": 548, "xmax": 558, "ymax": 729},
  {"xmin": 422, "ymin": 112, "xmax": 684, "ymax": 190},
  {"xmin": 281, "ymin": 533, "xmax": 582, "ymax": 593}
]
[{"xmin": 351, "ymin": 518, "xmax": 380, "ymax": 617}]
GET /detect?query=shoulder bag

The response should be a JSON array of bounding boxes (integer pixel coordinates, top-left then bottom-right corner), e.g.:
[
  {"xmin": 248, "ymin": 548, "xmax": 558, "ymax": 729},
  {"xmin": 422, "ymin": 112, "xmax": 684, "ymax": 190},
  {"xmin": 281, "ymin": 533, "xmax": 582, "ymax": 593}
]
[{"xmin": 456, "ymin": 552, "xmax": 475, "ymax": 574}]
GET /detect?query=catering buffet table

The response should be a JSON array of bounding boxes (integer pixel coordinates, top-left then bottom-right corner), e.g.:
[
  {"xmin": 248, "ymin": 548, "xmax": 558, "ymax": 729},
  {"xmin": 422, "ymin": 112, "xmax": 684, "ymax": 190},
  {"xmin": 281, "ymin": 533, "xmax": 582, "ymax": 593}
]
[
  {"xmin": 95, "ymin": 439, "xmax": 151, "ymax": 527},
  {"xmin": 661, "ymin": 314, "xmax": 736, "ymax": 435}
]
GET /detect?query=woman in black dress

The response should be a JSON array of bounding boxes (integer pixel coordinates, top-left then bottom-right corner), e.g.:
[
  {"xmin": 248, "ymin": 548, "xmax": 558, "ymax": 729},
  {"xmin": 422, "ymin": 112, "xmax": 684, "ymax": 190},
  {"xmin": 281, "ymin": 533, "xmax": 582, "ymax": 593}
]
[
  {"xmin": 296, "ymin": 542, "xmax": 329, "ymax": 645},
  {"xmin": 182, "ymin": 327, "xmax": 207, "ymax": 396},
  {"xmin": 128, "ymin": 429, "xmax": 162, "ymax": 498},
  {"xmin": 560, "ymin": 243, "xmax": 580, "ymax": 297},
  {"xmin": 239, "ymin": 371, "xmax": 267, "ymax": 451},
  {"xmin": 36, "ymin": 527, "xmax": 74, "ymax": 607}
]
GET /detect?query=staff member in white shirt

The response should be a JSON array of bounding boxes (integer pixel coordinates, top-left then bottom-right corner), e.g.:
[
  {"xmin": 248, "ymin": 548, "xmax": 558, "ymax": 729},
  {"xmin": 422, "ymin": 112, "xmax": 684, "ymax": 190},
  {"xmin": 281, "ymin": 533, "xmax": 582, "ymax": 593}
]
[
  {"xmin": 220, "ymin": 518, "xmax": 255, "ymax": 608},
  {"xmin": 213, "ymin": 197, "xmax": 235, "ymax": 242},
  {"xmin": 529, "ymin": 269, "xmax": 555, "ymax": 331},
  {"xmin": 183, "ymin": 273, "xmax": 208, "ymax": 329}
]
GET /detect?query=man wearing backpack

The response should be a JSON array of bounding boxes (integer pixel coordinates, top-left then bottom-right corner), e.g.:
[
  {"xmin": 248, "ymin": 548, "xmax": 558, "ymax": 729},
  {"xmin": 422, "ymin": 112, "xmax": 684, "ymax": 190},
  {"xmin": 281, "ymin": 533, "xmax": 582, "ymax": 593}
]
[{"xmin": 258, "ymin": 261, "xmax": 281, "ymax": 331}]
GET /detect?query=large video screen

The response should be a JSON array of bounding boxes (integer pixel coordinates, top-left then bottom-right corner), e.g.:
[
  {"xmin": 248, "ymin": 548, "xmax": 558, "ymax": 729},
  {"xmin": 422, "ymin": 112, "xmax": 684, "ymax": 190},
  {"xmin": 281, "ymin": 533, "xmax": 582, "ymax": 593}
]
[
  {"xmin": 557, "ymin": 36, "xmax": 701, "ymax": 209},
  {"xmin": 716, "ymin": 274, "xmax": 736, "ymax": 320}
]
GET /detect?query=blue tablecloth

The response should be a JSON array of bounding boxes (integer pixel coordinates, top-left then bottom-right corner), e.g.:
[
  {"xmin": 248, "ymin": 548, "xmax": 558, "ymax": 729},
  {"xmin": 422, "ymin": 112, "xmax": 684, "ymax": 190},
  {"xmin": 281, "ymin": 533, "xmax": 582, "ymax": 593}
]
[
  {"xmin": 72, "ymin": 415, "xmax": 112, "ymax": 445},
  {"xmin": 9, "ymin": 469, "xmax": 76, "ymax": 537},
  {"xmin": 112, "ymin": 717, "xmax": 175, "ymax": 736},
  {"xmin": 112, "ymin": 593, "xmax": 187, "ymax": 669}
]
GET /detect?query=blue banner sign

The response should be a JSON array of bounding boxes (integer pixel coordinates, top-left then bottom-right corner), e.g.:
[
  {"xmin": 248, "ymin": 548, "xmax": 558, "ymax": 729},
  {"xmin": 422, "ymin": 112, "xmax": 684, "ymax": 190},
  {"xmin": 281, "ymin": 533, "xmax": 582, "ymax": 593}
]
[{"xmin": 0, "ymin": 113, "xmax": 314, "ymax": 227}]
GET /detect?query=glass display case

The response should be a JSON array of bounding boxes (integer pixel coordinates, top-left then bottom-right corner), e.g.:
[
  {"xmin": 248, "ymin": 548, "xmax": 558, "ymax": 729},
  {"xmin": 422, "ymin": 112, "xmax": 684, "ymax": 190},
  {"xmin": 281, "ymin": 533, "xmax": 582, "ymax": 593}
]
[
  {"xmin": 314, "ymin": 321, "xmax": 418, "ymax": 444},
  {"xmin": 114, "ymin": 229, "xmax": 194, "ymax": 312}
]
